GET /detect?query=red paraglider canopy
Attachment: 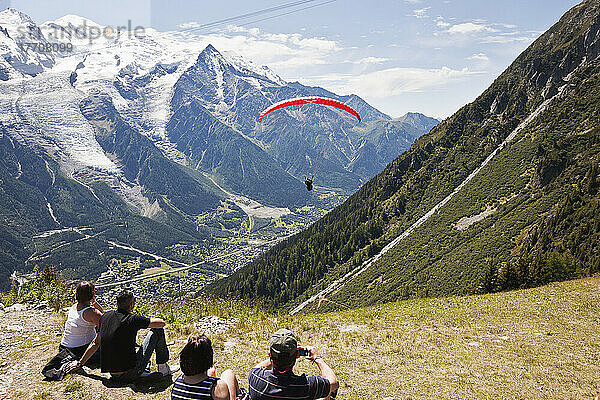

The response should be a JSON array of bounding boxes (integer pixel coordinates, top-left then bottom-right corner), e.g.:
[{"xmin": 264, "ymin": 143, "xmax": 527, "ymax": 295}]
[{"xmin": 258, "ymin": 96, "xmax": 361, "ymax": 123}]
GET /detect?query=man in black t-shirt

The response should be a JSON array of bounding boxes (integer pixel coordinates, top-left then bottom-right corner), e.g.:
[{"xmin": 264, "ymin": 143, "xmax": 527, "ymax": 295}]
[
  {"xmin": 248, "ymin": 329, "xmax": 339, "ymax": 400},
  {"xmin": 72, "ymin": 289, "xmax": 178, "ymax": 382}
]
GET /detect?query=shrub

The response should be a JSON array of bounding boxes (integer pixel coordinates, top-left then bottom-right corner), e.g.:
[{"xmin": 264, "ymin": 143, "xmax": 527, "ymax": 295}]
[{"xmin": 1, "ymin": 264, "xmax": 72, "ymax": 311}]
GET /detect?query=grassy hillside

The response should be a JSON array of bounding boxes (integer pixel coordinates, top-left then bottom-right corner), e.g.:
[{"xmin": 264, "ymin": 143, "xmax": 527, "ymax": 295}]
[
  {"xmin": 3, "ymin": 277, "xmax": 600, "ymax": 399},
  {"xmin": 312, "ymin": 61, "xmax": 600, "ymax": 311},
  {"xmin": 208, "ymin": 0, "xmax": 600, "ymax": 311}
]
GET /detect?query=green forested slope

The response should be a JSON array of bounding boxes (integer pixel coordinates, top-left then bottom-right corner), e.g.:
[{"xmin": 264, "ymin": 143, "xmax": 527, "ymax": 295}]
[
  {"xmin": 317, "ymin": 64, "xmax": 600, "ymax": 311},
  {"xmin": 208, "ymin": 0, "xmax": 600, "ymax": 311}
]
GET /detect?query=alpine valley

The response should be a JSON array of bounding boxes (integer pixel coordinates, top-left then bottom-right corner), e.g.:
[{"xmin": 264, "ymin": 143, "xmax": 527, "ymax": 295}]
[
  {"xmin": 210, "ymin": 0, "xmax": 600, "ymax": 313},
  {"xmin": 0, "ymin": 9, "xmax": 438, "ymax": 289}
]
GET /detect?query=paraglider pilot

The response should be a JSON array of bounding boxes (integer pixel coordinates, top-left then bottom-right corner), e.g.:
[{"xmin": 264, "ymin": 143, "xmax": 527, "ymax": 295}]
[{"xmin": 304, "ymin": 176, "xmax": 313, "ymax": 191}]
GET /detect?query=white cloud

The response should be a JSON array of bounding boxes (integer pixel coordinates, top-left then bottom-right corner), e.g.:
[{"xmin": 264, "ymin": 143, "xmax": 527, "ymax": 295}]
[
  {"xmin": 172, "ymin": 25, "xmax": 342, "ymax": 76},
  {"xmin": 342, "ymin": 57, "xmax": 390, "ymax": 65},
  {"xmin": 412, "ymin": 7, "xmax": 431, "ymax": 19},
  {"xmin": 435, "ymin": 16, "xmax": 451, "ymax": 28},
  {"xmin": 308, "ymin": 66, "xmax": 477, "ymax": 98},
  {"xmin": 264, "ymin": 33, "xmax": 338, "ymax": 51},
  {"xmin": 467, "ymin": 53, "xmax": 489, "ymax": 62},
  {"xmin": 480, "ymin": 31, "xmax": 541, "ymax": 44},
  {"xmin": 448, "ymin": 22, "xmax": 496, "ymax": 34},
  {"xmin": 225, "ymin": 25, "xmax": 260, "ymax": 36},
  {"xmin": 432, "ymin": 19, "xmax": 538, "ymax": 47},
  {"xmin": 405, "ymin": 0, "xmax": 423, "ymax": 3},
  {"xmin": 357, "ymin": 57, "xmax": 390, "ymax": 64},
  {"xmin": 178, "ymin": 22, "xmax": 201, "ymax": 29}
]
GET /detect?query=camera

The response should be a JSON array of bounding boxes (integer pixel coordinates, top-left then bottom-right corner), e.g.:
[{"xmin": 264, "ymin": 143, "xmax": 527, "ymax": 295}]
[{"xmin": 297, "ymin": 347, "xmax": 309, "ymax": 357}]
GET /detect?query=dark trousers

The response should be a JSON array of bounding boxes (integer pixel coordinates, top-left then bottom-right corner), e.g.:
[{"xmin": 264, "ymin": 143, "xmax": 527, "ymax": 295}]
[
  {"xmin": 137, "ymin": 327, "xmax": 170, "ymax": 372},
  {"xmin": 59, "ymin": 342, "xmax": 101, "ymax": 366},
  {"xmin": 111, "ymin": 328, "xmax": 169, "ymax": 382}
]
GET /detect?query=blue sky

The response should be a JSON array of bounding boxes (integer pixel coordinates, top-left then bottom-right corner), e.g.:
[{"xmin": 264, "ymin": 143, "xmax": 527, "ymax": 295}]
[{"xmin": 3, "ymin": 0, "xmax": 581, "ymax": 118}]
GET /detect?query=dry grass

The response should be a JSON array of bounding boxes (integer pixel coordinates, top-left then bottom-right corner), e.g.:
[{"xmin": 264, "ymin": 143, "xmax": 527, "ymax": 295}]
[
  {"xmin": 216, "ymin": 277, "xmax": 600, "ymax": 399},
  {"xmin": 5, "ymin": 277, "xmax": 600, "ymax": 399}
]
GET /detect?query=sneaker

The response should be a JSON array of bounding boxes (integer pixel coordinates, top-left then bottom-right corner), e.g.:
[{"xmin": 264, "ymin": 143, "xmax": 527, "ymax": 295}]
[{"xmin": 157, "ymin": 363, "xmax": 179, "ymax": 376}]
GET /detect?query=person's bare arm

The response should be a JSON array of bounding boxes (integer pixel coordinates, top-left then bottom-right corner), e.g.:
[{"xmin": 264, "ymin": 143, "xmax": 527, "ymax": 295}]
[
  {"xmin": 91, "ymin": 299, "xmax": 104, "ymax": 313},
  {"xmin": 215, "ymin": 369, "xmax": 239, "ymax": 400},
  {"xmin": 83, "ymin": 308, "xmax": 102, "ymax": 326},
  {"xmin": 253, "ymin": 358, "xmax": 272, "ymax": 369},
  {"xmin": 212, "ymin": 379, "xmax": 232, "ymax": 400},
  {"xmin": 148, "ymin": 318, "xmax": 166, "ymax": 329},
  {"xmin": 308, "ymin": 348, "xmax": 339, "ymax": 393},
  {"xmin": 66, "ymin": 332, "xmax": 101, "ymax": 373}
]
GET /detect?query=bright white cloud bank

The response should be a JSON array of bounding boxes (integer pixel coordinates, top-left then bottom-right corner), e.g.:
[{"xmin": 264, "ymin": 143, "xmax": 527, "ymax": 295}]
[{"xmin": 307, "ymin": 66, "xmax": 476, "ymax": 98}]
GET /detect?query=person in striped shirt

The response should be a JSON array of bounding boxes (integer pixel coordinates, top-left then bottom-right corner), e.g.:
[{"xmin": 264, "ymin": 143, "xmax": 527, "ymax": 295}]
[
  {"xmin": 172, "ymin": 336, "xmax": 242, "ymax": 400},
  {"xmin": 248, "ymin": 329, "xmax": 339, "ymax": 400}
]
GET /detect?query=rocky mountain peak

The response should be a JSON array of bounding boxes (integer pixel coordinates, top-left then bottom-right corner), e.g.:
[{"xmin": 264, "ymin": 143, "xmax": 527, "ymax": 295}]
[
  {"xmin": 196, "ymin": 43, "xmax": 228, "ymax": 66},
  {"xmin": 395, "ymin": 112, "xmax": 440, "ymax": 132},
  {"xmin": 194, "ymin": 44, "xmax": 285, "ymax": 86},
  {"xmin": 200, "ymin": 43, "xmax": 220, "ymax": 56},
  {"xmin": 0, "ymin": 7, "xmax": 42, "ymax": 40},
  {"xmin": 0, "ymin": 8, "xmax": 35, "ymax": 26}
]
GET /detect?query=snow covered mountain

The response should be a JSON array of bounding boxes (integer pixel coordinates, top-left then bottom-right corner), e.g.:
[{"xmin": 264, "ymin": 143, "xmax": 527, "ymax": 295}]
[
  {"xmin": 2, "ymin": 8, "xmax": 436, "ymax": 199},
  {"xmin": 0, "ymin": 9, "xmax": 55, "ymax": 78},
  {"xmin": 0, "ymin": 9, "xmax": 436, "ymax": 286}
]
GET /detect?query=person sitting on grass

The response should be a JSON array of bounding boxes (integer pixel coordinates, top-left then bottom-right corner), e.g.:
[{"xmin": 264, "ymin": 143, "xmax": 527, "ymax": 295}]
[
  {"xmin": 172, "ymin": 335, "xmax": 245, "ymax": 400},
  {"xmin": 59, "ymin": 281, "xmax": 103, "ymax": 364},
  {"xmin": 70, "ymin": 289, "xmax": 178, "ymax": 382},
  {"xmin": 248, "ymin": 329, "xmax": 339, "ymax": 400}
]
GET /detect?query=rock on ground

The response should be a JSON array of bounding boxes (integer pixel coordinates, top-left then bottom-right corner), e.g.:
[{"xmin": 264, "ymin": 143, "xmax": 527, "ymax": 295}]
[
  {"xmin": 194, "ymin": 316, "xmax": 239, "ymax": 335},
  {"xmin": 4, "ymin": 303, "xmax": 27, "ymax": 313}
]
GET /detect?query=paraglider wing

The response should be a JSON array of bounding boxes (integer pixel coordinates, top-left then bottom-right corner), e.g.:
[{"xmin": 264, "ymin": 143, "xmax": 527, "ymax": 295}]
[{"xmin": 258, "ymin": 96, "xmax": 361, "ymax": 123}]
